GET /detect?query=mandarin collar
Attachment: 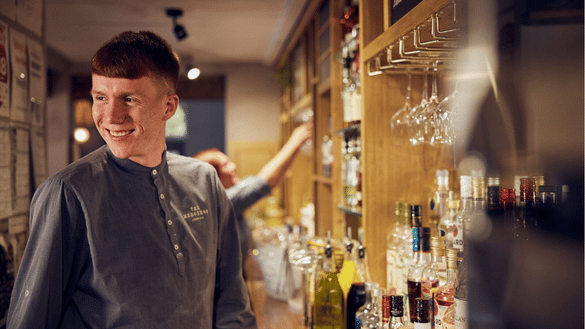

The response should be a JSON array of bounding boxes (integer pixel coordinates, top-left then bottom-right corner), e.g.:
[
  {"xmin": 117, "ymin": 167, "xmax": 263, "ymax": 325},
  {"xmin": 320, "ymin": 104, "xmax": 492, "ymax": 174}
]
[{"xmin": 105, "ymin": 146, "xmax": 167, "ymax": 175}]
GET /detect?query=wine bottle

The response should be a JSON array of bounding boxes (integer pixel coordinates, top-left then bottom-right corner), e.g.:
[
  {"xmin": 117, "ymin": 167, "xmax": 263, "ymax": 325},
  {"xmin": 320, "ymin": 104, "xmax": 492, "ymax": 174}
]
[{"xmin": 314, "ymin": 232, "xmax": 344, "ymax": 329}]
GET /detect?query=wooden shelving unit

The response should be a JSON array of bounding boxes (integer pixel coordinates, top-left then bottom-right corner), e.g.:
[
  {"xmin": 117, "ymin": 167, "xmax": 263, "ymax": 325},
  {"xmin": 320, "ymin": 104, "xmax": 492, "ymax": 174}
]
[{"xmin": 276, "ymin": 0, "xmax": 459, "ymax": 288}]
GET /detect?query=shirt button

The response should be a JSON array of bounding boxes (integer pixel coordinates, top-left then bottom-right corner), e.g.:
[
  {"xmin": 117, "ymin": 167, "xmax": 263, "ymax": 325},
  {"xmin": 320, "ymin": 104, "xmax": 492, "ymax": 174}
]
[
  {"xmin": 25, "ymin": 290, "xmax": 30, "ymax": 296},
  {"xmin": 160, "ymin": 193, "xmax": 165, "ymax": 200},
  {"xmin": 152, "ymin": 169, "xmax": 157, "ymax": 175},
  {"xmin": 167, "ymin": 220, "xmax": 172, "ymax": 226},
  {"xmin": 174, "ymin": 244, "xmax": 179, "ymax": 250}
]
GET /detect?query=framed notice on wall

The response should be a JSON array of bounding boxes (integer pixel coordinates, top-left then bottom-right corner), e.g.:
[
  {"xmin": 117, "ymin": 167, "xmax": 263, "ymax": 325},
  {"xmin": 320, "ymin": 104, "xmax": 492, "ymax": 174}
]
[
  {"xmin": 28, "ymin": 38, "xmax": 45, "ymax": 127},
  {"xmin": 9, "ymin": 30, "xmax": 28, "ymax": 123},
  {"xmin": 390, "ymin": 0, "xmax": 424, "ymax": 25},
  {"xmin": 0, "ymin": 20, "xmax": 9, "ymax": 119}
]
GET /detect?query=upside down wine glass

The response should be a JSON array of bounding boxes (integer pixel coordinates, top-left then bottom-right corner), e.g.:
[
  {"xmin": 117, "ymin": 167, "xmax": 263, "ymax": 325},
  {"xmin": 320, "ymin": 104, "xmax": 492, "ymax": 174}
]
[{"xmin": 390, "ymin": 72, "xmax": 412, "ymax": 144}]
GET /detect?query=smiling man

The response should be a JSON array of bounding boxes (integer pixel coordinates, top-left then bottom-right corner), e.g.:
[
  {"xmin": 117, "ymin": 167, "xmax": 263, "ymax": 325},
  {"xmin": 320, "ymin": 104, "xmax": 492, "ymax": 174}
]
[{"xmin": 7, "ymin": 31, "xmax": 257, "ymax": 328}]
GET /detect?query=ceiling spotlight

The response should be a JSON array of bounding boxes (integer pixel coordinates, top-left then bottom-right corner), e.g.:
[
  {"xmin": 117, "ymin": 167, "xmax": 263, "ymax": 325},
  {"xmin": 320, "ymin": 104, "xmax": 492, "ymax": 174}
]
[
  {"xmin": 166, "ymin": 8, "xmax": 188, "ymax": 41},
  {"xmin": 187, "ymin": 67, "xmax": 200, "ymax": 80}
]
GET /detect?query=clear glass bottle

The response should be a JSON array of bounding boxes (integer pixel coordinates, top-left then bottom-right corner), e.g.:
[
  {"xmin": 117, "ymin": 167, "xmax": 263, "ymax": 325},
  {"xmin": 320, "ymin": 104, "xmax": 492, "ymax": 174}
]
[
  {"xmin": 413, "ymin": 298, "xmax": 432, "ymax": 329},
  {"xmin": 345, "ymin": 137, "xmax": 357, "ymax": 207},
  {"xmin": 453, "ymin": 250, "xmax": 468, "ymax": 329},
  {"xmin": 421, "ymin": 236, "xmax": 446, "ymax": 325},
  {"xmin": 439, "ymin": 199, "xmax": 459, "ymax": 250},
  {"xmin": 355, "ymin": 282, "xmax": 379, "ymax": 329},
  {"xmin": 362, "ymin": 288, "xmax": 385, "ymax": 329},
  {"xmin": 313, "ymin": 232, "xmax": 344, "ymax": 329},
  {"xmin": 429, "ymin": 170, "xmax": 452, "ymax": 237},
  {"xmin": 387, "ymin": 202, "xmax": 405, "ymax": 295},
  {"xmin": 453, "ymin": 176, "xmax": 472, "ymax": 251},
  {"xmin": 434, "ymin": 248, "xmax": 458, "ymax": 329},
  {"xmin": 407, "ymin": 227, "xmax": 431, "ymax": 324}
]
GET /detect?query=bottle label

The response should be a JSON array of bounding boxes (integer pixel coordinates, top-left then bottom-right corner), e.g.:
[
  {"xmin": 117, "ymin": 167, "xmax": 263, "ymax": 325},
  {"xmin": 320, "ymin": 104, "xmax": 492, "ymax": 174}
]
[
  {"xmin": 452, "ymin": 224, "xmax": 464, "ymax": 250},
  {"xmin": 414, "ymin": 322, "xmax": 432, "ymax": 329},
  {"xmin": 435, "ymin": 301, "xmax": 455, "ymax": 329},
  {"xmin": 454, "ymin": 298, "xmax": 468, "ymax": 329}
]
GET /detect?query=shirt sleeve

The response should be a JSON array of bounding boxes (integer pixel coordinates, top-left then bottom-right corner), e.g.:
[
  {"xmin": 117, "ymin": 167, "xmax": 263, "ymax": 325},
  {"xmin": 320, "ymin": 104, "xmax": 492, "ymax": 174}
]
[
  {"xmin": 226, "ymin": 176, "xmax": 271, "ymax": 215},
  {"xmin": 7, "ymin": 177, "xmax": 87, "ymax": 329},
  {"xmin": 212, "ymin": 175, "xmax": 258, "ymax": 329}
]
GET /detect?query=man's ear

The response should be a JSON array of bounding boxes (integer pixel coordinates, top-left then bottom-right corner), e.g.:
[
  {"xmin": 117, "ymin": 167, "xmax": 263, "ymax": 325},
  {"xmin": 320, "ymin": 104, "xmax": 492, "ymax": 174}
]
[{"xmin": 163, "ymin": 94, "xmax": 179, "ymax": 120}]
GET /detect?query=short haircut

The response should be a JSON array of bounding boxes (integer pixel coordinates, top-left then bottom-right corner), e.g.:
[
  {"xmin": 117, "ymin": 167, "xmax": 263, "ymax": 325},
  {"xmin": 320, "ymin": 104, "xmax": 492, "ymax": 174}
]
[{"xmin": 91, "ymin": 31, "xmax": 180, "ymax": 93}]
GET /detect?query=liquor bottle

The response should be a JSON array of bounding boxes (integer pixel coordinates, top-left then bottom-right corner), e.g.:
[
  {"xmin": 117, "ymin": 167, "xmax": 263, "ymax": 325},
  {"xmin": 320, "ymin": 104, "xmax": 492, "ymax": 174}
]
[
  {"xmin": 421, "ymin": 236, "xmax": 446, "ymax": 325},
  {"xmin": 453, "ymin": 176, "xmax": 472, "ymax": 251},
  {"xmin": 339, "ymin": 227, "xmax": 358, "ymax": 296},
  {"xmin": 536, "ymin": 185, "xmax": 559, "ymax": 230},
  {"xmin": 434, "ymin": 248, "xmax": 458, "ymax": 329},
  {"xmin": 345, "ymin": 137, "xmax": 356, "ymax": 207},
  {"xmin": 407, "ymin": 227, "xmax": 431, "ymax": 324},
  {"xmin": 355, "ymin": 282, "xmax": 379, "ymax": 329},
  {"xmin": 381, "ymin": 295, "xmax": 391, "ymax": 329},
  {"xmin": 429, "ymin": 170, "xmax": 452, "ymax": 237},
  {"xmin": 362, "ymin": 288, "xmax": 386, "ymax": 329},
  {"xmin": 347, "ymin": 282, "xmax": 366, "ymax": 329},
  {"xmin": 355, "ymin": 134, "xmax": 362, "ymax": 208},
  {"xmin": 499, "ymin": 188, "xmax": 516, "ymax": 235},
  {"xmin": 387, "ymin": 202, "xmax": 405, "ymax": 295},
  {"xmin": 471, "ymin": 172, "xmax": 485, "ymax": 211},
  {"xmin": 340, "ymin": 0, "xmax": 359, "ymax": 37},
  {"xmin": 518, "ymin": 177, "xmax": 537, "ymax": 230},
  {"xmin": 453, "ymin": 251, "xmax": 468, "ymax": 329},
  {"xmin": 314, "ymin": 232, "xmax": 344, "ymax": 329},
  {"xmin": 356, "ymin": 230, "xmax": 372, "ymax": 284},
  {"xmin": 413, "ymin": 298, "xmax": 432, "ymax": 329},
  {"xmin": 342, "ymin": 138, "xmax": 348, "ymax": 205},
  {"xmin": 386, "ymin": 295, "xmax": 406, "ymax": 329},
  {"xmin": 486, "ymin": 176, "xmax": 501, "ymax": 217},
  {"xmin": 439, "ymin": 199, "xmax": 459, "ymax": 250}
]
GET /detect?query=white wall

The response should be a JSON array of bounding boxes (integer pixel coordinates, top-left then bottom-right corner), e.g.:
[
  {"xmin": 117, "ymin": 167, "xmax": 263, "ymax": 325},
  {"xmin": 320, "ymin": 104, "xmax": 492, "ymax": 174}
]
[{"xmin": 223, "ymin": 63, "xmax": 281, "ymax": 153}]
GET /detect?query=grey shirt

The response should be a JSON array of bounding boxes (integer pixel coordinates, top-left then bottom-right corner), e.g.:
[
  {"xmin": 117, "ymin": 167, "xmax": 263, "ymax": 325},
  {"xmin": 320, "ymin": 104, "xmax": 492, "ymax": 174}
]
[
  {"xmin": 226, "ymin": 176, "xmax": 271, "ymax": 263},
  {"xmin": 7, "ymin": 146, "xmax": 257, "ymax": 328}
]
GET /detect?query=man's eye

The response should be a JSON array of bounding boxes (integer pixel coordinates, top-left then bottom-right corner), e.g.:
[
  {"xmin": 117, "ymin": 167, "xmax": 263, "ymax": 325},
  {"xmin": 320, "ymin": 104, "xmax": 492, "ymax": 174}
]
[
  {"xmin": 125, "ymin": 97, "xmax": 134, "ymax": 102},
  {"xmin": 94, "ymin": 96, "xmax": 105, "ymax": 101}
]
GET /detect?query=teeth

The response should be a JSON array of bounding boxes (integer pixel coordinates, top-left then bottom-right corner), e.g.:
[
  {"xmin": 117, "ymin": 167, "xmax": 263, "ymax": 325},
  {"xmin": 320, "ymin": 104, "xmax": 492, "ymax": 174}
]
[{"xmin": 110, "ymin": 130, "xmax": 131, "ymax": 137}]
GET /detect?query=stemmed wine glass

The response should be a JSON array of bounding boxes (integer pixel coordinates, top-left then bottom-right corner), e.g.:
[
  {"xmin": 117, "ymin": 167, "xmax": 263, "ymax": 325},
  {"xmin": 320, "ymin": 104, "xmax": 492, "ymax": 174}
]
[
  {"xmin": 390, "ymin": 72, "xmax": 412, "ymax": 144},
  {"xmin": 408, "ymin": 67, "xmax": 430, "ymax": 145},
  {"xmin": 433, "ymin": 80, "xmax": 459, "ymax": 145},
  {"xmin": 421, "ymin": 62, "xmax": 441, "ymax": 144}
]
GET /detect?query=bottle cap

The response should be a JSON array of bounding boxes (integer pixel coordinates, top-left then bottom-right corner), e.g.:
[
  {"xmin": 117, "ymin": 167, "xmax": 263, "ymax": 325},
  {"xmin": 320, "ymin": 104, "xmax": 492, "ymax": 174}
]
[
  {"xmin": 460, "ymin": 176, "xmax": 472, "ymax": 198},
  {"xmin": 410, "ymin": 204, "xmax": 422, "ymax": 217},
  {"xmin": 371, "ymin": 288, "xmax": 386, "ymax": 297},
  {"xmin": 390, "ymin": 295, "xmax": 404, "ymax": 317},
  {"xmin": 364, "ymin": 282, "xmax": 379, "ymax": 292},
  {"xmin": 436, "ymin": 169, "xmax": 449, "ymax": 187}
]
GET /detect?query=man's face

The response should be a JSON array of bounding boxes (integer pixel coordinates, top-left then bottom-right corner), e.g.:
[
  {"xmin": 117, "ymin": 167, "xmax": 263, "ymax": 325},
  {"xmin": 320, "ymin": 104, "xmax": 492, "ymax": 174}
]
[{"xmin": 91, "ymin": 75, "xmax": 177, "ymax": 167}]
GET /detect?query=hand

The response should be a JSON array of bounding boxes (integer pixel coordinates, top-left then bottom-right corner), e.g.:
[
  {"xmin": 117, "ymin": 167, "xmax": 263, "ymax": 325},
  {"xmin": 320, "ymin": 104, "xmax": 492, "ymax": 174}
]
[{"xmin": 289, "ymin": 122, "xmax": 313, "ymax": 148}]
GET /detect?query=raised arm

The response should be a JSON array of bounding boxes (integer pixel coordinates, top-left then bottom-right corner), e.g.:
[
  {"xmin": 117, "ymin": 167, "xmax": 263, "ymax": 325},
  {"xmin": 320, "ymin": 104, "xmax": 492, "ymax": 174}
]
[{"xmin": 257, "ymin": 122, "xmax": 313, "ymax": 189}]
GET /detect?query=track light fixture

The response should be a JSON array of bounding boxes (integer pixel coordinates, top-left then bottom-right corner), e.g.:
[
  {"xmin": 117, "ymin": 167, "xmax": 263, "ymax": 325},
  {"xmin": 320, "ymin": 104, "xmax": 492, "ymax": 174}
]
[{"xmin": 166, "ymin": 8, "xmax": 187, "ymax": 41}]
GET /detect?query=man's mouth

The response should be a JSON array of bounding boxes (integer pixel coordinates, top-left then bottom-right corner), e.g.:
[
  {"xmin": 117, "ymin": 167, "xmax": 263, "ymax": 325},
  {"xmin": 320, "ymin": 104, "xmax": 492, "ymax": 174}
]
[{"xmin": 108, "ymin": 129, "xmax": 133, "ymax": 137}]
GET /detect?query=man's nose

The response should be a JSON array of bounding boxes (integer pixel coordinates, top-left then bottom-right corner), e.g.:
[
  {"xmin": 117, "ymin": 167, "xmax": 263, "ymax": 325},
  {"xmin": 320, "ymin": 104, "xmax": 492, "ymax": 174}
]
[{"xmin": 104, "ymin": 99, "xmax": 126, "ymax": 124}]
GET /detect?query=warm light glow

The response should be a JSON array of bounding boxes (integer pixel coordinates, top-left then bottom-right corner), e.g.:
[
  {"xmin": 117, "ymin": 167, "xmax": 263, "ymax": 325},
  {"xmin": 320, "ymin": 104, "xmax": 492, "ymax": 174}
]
[
  {"xmin": 74, "ymin": 127, "xmax": 90, "ymax": 144},
  {"xmin": 187, "ymin": 67, "xmax": 200, "ymax": 80}
]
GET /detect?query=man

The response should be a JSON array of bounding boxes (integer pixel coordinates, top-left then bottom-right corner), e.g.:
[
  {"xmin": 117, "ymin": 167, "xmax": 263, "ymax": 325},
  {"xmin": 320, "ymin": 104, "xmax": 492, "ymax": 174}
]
[
  {"xmin": 7, "ymin": 31, "xmax": 256, "ymax": 328},
  {"xmin": 194, "ymin": 122, "xmax": 312, "ymax": 267}
]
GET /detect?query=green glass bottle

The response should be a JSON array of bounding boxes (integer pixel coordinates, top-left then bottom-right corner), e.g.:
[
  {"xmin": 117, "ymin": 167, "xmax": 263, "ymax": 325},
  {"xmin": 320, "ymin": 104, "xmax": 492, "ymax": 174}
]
[{"xmin": 314, "ymin": 231, "xmax": 345, "ymax": 329}]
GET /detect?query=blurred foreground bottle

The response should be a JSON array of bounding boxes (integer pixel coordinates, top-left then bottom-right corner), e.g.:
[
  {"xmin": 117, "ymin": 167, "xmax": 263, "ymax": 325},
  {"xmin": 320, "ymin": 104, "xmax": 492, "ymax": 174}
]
[
  {"xmin": 362, "ymin": 288, "xmax": 385, "ymax": 329},
  {"xmin": 453, "ymin": 250, "xmax": 468, "ymax": 329},
  {"xmin": 314, "ymin": 231, "xmax": 344, "ymax": 329},
  {"xmin": 384, "ymin": 295, "xmax": 406, "ymax": 329}
]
